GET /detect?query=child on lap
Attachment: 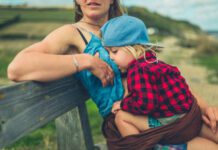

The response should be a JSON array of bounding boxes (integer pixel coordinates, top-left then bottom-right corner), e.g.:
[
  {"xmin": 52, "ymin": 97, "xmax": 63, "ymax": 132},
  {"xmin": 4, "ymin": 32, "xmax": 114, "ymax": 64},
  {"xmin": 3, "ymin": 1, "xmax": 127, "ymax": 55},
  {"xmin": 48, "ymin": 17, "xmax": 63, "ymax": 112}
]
[{"xmin": 100, "ymin": 15, "xmax": 200, "ymax": 138}]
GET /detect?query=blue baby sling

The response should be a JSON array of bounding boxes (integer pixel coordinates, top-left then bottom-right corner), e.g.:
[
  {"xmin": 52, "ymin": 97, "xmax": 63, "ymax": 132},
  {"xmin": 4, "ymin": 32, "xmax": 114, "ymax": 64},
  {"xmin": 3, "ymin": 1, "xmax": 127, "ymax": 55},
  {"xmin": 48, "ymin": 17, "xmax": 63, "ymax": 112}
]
[{"xmin": 75, "ymin": 30, "xmax": 124, "ymax": 117}]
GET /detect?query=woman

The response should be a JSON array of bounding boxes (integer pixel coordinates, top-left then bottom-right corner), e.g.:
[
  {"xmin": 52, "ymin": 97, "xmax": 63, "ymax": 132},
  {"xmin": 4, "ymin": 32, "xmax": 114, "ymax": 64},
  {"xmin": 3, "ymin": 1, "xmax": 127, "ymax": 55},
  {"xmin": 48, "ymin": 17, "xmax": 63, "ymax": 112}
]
[
  {"xmin": 8, "ymin": 0, "xmax": 121, "ymax": 84},
  {"xmin": 7, "ymin": 0, "xmax": 218, "ymax": 149}
]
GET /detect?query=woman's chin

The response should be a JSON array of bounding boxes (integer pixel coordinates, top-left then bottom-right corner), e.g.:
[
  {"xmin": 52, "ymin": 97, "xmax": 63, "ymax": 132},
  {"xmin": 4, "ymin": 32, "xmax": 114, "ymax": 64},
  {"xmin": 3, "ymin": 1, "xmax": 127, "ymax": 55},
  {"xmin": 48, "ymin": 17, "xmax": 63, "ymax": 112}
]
[{"xmin": 88, "ymin": 12, "xmax": 108, "ymax": 20}]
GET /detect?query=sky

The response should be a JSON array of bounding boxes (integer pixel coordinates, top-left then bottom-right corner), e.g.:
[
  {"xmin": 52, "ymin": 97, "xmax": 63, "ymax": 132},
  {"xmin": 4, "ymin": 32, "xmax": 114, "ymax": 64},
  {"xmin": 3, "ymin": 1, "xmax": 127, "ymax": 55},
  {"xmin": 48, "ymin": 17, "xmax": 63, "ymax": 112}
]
[
  {"xmin": 0, "ymin": 0, "xmax": 218, "ymax": 31},
  {"xmin": 123, "ymin": 0, "xmax": 218, "ymax": 31}
]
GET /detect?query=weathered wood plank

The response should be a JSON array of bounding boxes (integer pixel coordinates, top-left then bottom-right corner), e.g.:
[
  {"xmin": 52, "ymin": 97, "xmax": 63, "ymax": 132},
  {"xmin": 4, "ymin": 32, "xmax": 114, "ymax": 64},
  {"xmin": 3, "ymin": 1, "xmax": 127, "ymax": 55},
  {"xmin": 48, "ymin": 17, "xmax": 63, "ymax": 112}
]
[
  {"xmin": 55, "ymin": 108, "xmax": 86, "ymax": 150},
  {"xmin": 0, "ymin": 76, "xmax": 84, "ymax": 122},
  {"xmin": 0, "ymin": 76, "xmax": 90, "ymax": 149}
]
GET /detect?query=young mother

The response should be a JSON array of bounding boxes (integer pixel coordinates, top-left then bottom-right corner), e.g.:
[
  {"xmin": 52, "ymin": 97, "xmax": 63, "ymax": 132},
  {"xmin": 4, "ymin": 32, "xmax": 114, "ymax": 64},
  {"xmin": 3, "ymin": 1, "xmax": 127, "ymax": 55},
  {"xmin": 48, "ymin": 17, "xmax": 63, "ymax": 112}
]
[{"xmin": 7, "ymin": 0, "xmax": 218, "ymax": 149}]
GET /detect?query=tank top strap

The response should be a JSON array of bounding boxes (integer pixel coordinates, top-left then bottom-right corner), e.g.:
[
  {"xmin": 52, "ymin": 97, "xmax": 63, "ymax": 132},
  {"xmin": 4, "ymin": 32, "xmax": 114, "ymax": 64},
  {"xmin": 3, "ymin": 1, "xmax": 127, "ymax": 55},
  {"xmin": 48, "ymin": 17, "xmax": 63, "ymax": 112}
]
[{"xmin": 76, "ymin": 28, "xmax": 88, "ymax": 45}]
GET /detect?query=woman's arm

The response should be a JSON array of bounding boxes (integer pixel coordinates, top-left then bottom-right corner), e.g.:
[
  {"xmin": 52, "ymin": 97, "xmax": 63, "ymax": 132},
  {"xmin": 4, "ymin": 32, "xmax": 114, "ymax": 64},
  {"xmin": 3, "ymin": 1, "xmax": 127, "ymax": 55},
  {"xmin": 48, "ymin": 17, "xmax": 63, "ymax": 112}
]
[
  {"xmin": 8, "ymin": 25, "xmax": 113, "ymax": 85},
  {"xmin": 7, "ymin": 25, "xmax": 87, "ymax": 81},
  {"xmin": 192, "ymin": 91, "xmax": 209, "ymax": 113},
  {"xmin": 192, "ymin": 90, "xmax": 218, "ymax": 133},
  {"xmin": 8, "ymin": 51, "xmax": 92, "ymax": 82}
]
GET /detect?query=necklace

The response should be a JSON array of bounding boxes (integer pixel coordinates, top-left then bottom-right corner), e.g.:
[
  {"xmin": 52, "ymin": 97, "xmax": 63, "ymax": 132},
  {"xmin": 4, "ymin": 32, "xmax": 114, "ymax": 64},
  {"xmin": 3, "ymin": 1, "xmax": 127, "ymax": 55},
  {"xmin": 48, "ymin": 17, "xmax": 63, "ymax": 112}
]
[{"xmin": 79, "ymin": 20, "xmax": 101, "ymax": 28}]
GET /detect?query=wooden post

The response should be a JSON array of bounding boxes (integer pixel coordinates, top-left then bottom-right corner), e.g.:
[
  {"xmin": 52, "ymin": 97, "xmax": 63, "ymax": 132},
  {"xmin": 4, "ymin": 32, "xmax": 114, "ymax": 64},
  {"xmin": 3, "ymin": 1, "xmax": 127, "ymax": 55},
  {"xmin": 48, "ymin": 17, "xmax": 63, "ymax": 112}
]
[
  {"xmin": 55, "ymin": 108, "xmax": 86, "ymax": 150},
  {"xmin": 55, "ymin": 103, "xmax": 94, "ymax": 150},
  {"xmin": 78, "ymin": 102, "xmax": 94, "ymax": 150}
]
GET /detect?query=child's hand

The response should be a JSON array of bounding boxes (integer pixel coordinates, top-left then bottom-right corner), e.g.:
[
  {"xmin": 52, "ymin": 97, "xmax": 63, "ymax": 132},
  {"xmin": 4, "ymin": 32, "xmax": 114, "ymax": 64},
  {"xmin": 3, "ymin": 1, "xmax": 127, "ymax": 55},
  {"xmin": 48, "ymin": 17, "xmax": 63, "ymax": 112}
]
[{"xmin": 111, "ymin": 101, "xmax": 121, "ymax": 114}]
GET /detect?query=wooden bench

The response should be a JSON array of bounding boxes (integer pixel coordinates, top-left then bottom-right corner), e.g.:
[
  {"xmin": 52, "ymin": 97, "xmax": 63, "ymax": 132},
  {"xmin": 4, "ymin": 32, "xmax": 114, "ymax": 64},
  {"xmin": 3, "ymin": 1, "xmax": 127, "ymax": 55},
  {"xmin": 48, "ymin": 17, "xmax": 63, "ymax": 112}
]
[{"xmin": 0, "ymin": 76, "xmax": 99, "ymax": 150}]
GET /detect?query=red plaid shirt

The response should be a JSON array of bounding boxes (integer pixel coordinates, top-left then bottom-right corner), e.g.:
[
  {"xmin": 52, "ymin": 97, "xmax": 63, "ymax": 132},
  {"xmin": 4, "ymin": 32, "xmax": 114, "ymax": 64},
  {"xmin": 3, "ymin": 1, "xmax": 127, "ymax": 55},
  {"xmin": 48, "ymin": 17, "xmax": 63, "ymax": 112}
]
[{"xmin": 121, "ymin": 52, "xmax": 193, "ymax": 118}]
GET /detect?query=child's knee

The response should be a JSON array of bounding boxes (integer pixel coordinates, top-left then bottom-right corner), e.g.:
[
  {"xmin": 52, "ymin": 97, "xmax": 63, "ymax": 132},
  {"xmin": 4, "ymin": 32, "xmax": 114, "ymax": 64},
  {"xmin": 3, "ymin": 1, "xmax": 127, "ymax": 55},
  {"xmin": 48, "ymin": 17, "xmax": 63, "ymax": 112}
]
[{"xmin": 115, "ymin": 110, "xmax": 126, "ymax": 125}]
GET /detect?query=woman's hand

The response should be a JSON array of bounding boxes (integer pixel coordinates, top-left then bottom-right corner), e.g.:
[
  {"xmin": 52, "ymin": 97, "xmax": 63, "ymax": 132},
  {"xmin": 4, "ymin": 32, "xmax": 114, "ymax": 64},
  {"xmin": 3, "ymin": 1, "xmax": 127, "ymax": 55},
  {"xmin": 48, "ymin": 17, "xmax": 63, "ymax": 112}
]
[
  {"xmin": 202, "ymin": 106, "xmax": 218, "ymax": 133},
  {"xmin": 111, "ymin": 101, "xmax": 121, "ymax": 114},
  {"xmin": 89, "ymin": 53, "xmax": 114, "ymax": 87}
]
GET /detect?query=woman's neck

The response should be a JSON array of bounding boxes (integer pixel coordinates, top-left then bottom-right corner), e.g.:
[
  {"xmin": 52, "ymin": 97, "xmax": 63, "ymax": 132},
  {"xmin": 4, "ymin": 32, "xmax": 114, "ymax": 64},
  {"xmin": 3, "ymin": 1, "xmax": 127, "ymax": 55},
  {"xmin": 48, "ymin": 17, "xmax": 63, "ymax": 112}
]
[
  {"xmin": 76, "ymin": 15, "xmax": 108, "ymax": 36},
  {"xmin": 80, "ymin": 15, "xmax": 108, "ymax": 28}
]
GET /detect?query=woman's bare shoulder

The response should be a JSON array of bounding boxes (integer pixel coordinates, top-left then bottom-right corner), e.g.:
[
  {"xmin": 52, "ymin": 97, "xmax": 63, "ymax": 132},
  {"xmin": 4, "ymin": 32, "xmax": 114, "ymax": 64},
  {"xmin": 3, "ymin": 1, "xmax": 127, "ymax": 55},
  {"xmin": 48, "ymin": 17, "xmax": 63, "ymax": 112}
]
[
  {"xmin": 45, "ymin": 24, "xmax": 78, "ymax": 40},
  {"xmin": 40, "ymin": 24, "xmax": 84, "ymax": 54}
]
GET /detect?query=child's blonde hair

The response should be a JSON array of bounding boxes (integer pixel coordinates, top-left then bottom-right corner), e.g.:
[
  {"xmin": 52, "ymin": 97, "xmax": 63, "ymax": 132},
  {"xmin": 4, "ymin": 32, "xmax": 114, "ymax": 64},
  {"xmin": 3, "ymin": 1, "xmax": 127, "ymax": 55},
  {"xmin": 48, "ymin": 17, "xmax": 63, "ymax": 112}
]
[
  {"xmin": 124, "ymin": 45, "xmax": 161, "ymax": 59},
  {"xmin": 123, "ymin": 45, "xmax": 146, "ymax": 59}
]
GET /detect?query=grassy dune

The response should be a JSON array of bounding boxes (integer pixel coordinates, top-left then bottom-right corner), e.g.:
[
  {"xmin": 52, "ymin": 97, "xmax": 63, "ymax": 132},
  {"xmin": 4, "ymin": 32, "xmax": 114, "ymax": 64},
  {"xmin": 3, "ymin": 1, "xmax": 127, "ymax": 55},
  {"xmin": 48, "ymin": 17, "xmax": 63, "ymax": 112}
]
[
  {"xmin": 0, "ymin": 22, "xmax": 65, "ymax": 38},
  {"xmin": 0, "ymin": 8, "xmax": 74, "ymax": 22}
]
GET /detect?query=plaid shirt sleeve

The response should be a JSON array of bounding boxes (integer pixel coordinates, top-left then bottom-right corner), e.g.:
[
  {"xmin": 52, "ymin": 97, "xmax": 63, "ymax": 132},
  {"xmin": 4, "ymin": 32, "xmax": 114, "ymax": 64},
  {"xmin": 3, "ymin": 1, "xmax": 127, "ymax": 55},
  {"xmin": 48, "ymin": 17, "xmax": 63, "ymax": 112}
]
[{"xmin": 120, "ymin": 64, "xmax": 158, "ymax": 115}]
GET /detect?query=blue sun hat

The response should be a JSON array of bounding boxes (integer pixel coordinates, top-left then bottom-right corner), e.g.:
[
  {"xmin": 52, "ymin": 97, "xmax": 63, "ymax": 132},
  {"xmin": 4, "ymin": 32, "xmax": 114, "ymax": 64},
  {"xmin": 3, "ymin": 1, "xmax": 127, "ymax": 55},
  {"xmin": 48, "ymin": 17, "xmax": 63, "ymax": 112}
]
[{"xmin": 101, "ymin": 15, "xmax": 163, "ymax": 48}]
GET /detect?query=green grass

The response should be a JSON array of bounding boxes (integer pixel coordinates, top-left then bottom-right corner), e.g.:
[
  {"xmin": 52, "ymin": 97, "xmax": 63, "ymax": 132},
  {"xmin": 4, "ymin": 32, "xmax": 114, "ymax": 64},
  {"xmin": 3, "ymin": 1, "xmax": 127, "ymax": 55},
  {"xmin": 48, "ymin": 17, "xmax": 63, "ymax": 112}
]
[
  {"xmin": 5, "ymin": 122, "xmax": 57, "ymax": 150},
  {"xmin": 0, "ymin": 18, "xmax": 13, "ymax": 24},
  {"xmin": 0, "ymin": 11, "xmax": 18, "ymax": 24},
  {"xmin": 196, "ymin": 54, "xmax": 218, "ymax": 84},
  {"xmin": 0, "ymin": 22, "xmax": 65, "ymax": 38},
  {"xmin": 86, "ymin": 99, "xmax": 104, "ymax": 143},
  {"xmin": 0, "ymin": 39, "xmax": 39, "ymax": 79},
  {"xmin": 197, "ymin": 55, "xmax": 218, "ymax": 70},
  {"xmin": 0, "ymin": 49, "xmax": 17, "ymax": 78},
  {"xmin": 0, "ymin": 40, "xmax": 38, "ymax": 51},
  {"xmin": 0, "ymin": 8, "xmax": 74, "ymax": 22}
]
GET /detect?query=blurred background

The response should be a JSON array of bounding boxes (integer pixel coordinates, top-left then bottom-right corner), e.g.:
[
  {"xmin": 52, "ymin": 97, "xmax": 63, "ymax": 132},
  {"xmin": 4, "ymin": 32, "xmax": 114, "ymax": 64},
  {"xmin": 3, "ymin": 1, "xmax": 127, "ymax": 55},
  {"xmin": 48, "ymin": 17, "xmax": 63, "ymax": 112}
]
[{"xmin": 0, "ymin": 0, "xmax": 218, "ymax": 149}]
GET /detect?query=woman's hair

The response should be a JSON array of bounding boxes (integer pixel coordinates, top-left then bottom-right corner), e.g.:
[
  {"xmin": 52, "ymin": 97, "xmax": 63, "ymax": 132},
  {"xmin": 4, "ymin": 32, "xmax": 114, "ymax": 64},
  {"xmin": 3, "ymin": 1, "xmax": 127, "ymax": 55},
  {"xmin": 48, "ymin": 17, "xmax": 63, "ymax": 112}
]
[{"xmin": 74, "ymin": 0, "xmax": 125, "ymax": 22}]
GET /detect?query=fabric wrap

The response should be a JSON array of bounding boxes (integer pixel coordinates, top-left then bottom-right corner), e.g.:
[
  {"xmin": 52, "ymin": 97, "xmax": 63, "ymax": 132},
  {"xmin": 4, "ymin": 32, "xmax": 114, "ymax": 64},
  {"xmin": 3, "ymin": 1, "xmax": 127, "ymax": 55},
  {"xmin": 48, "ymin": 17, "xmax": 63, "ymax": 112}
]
[{"xmin": 102, "ymin": 97, "xmax": 202, "ymax": 150}]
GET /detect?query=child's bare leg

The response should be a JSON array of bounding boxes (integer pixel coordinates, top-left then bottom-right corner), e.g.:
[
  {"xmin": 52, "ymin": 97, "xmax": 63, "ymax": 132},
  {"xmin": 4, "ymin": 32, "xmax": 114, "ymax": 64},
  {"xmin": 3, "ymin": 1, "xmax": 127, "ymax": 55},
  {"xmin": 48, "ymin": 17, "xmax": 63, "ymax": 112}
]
[
  {"xmin": 114, "ymin": 110, "xmax": 149, "ymax": 137},
  {"xmin": 115, "ymin": 117, "xmax": 140, "ymax": 137},
  {"xmin": 199, "ymin": 123, "xmax": 218, "ymax": 143},
  {"xmin": 187, "ymin": 137, "xmax": 218, "ymax": 150}
]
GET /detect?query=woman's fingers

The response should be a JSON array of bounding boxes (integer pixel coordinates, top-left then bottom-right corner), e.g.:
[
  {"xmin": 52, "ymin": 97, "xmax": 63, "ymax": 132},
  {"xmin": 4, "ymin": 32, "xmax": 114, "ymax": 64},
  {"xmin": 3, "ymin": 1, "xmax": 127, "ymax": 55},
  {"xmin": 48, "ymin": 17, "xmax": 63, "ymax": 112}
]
[
  {"xmin": 102, "ymin": 59, "xmax": 114, "ymax": 85},
  {"xmin": 91, "ymin": 54, "xmax": 114, "ymax": 87},
  {"xmin": 209, "ymin": 109, "xmax": 217, "ymax": 133},
  {"xmin": 107, "ymin": 66, "xmax": 114, "ymax": 85},
  {"xmin": 101, "ymin": 71, "xmax": 112, "ymax": 87},
  {"xmin": 101, "ymin": 69, "xmax": 113, "ymax": 87},
  {"xmin": 214, "ymin": 108, "xmax": 218, "ymax": 124},
  {"xmin": 202, "ymin": 115, "xmax": 211, "ymax": 127},
  {"xmin": 212, "ymin": 107, "xmax": 218, "ymax": 133},
  {"xmin": 105, "ymin": 70, "xmax": 114, "ymax": 85},
  {"xmin": 101, "ymin": 77, "xmax": 107, "ymax": 87},
  {"xmin": 204, "ymin": 107, "xmax": 218, "ymax": 133}
]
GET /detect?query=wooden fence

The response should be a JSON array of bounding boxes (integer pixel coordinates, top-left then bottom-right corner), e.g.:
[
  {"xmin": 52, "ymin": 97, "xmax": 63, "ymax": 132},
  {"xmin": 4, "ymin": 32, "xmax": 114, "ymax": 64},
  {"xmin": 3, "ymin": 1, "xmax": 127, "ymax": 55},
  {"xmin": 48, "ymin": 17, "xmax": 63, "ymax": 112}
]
[{"xmin": 0, "ymin": 76, "xmax": 96, "ymax": 150}]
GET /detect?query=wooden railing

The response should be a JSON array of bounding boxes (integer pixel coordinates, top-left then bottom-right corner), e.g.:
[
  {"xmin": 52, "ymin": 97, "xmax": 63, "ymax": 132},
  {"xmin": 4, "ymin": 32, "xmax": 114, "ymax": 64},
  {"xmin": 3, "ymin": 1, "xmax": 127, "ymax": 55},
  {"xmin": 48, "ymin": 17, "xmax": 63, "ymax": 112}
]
[{"xmin": 0, "ymin": 76, "xmax": 96, "ymax": 150}]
